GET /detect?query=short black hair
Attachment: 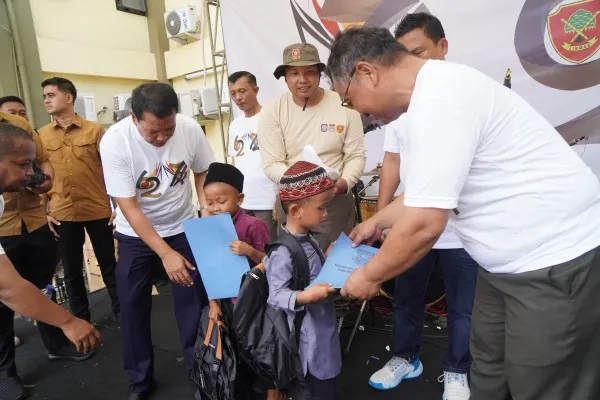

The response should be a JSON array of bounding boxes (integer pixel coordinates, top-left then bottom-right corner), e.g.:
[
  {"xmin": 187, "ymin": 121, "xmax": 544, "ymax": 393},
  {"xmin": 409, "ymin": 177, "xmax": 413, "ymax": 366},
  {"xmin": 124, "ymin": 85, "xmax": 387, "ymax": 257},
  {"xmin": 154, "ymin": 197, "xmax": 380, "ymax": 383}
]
[
  {"xmin": 131, "ymin": 83, "xmax": 179, "ymax": 120},
  {"xmin": 394, "ymin": 12, "xmax": 445, "ymax": 43},
  {"xmin": 0, "ymin": 96, "xmax": 25, "ymax": 108},
  {"xmin": 326, "ymin": 26, "xmax": 408, "ymax": 85},
  {"xmin": 41, "ymin": 77, "xmax": 77, "ymax": 101},
  {"xmin": 228, "ymin": 71, "xmax": 257, "ymax": 86},
  {"xmin": 0, "ymin": 122, "xmax": 34, "ymax": 159}
]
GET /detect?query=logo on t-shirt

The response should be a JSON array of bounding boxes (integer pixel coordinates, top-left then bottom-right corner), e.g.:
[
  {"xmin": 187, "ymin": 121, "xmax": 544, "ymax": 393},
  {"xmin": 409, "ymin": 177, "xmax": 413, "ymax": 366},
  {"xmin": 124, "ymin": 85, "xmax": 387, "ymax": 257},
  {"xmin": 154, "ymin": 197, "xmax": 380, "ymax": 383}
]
[
  {"xmin": 320, "ymin": 123, "xmax": 328, "ymax": 132},
  {"xmin": 135, "ymin": 160, "xmax": 189, "ymax": 198},
  {"xmin": 336, "ymin": 124, "xmax": 344, "ymax": 133},
  {"xmin": 232, "ymin": 132, "xmax": 259, "ymax": 157}
]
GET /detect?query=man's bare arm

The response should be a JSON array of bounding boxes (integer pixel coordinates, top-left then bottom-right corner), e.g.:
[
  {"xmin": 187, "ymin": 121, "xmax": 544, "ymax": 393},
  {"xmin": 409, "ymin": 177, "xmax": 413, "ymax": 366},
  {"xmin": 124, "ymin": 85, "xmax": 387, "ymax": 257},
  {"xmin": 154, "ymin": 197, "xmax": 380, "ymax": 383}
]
[
  {"xmin": 115, "ymin": 197, "xmax": 195, "ymax": 286},
  {"xmin": 194, "ymin": 171, "xmax": 210, "ymax": 217},
  {"xmin": 378, "ymin": 152, "xmax": 400, "ymax": 211},
  {"xmin": 0, "ymin": 255, "xmax": 101, "ymax": 352},
  {"xmin": 364, "ymin": 207, "xmax": 448, "ymax": 283}
]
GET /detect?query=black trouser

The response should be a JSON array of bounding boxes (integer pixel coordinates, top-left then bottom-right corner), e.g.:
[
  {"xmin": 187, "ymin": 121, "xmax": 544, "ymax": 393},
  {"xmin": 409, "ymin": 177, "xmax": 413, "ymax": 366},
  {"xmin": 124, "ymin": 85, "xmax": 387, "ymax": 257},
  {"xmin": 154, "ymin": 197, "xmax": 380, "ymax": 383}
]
[
  {"xmin": 0, "ymin": 224, "xmax": 68, "ymax": 377},
  {"xmin": 56, "ymin": 218, "xmax": 119, "ymax": 320}
]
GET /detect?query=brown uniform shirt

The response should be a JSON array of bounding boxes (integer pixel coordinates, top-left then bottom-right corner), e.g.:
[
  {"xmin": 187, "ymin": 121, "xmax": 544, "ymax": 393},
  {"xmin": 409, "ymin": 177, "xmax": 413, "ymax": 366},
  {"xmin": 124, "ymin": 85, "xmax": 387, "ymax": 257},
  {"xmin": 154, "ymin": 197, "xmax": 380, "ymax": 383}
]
[
  {"xmin": 38, "ymin": 115, "xmax": 111, "ymax": 222},
  {"xmin": 0, "ymin": 112, "xmax": 50, "ymax": 236}
]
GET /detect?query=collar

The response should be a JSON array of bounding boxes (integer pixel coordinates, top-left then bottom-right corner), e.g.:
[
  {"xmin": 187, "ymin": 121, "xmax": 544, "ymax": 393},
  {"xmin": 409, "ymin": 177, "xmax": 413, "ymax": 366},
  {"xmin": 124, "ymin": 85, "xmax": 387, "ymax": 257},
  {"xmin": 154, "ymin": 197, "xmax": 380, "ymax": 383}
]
[
  {"xmin": 232, "ymin": 209, "xmax": 244, "ymax": 224},
  {"xmin": 52, "ymin": 113, "xmax": 83, "ymax": 129}
]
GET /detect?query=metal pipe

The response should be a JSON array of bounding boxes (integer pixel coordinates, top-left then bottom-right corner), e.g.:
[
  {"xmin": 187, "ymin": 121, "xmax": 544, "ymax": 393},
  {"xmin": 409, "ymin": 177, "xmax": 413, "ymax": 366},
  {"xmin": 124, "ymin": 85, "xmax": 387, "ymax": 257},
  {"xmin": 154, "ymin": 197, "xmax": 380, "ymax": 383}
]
[
  {"xmin": 184, "ymin": 65, "xmax": 225, "ymax": 81},
  {"xmin": 206, "ymin": 0, "xmax": 228, "ymax": 163},
  {"xmin": 6, "ymin": 0, "xmax": 35, "ymax": 122}
]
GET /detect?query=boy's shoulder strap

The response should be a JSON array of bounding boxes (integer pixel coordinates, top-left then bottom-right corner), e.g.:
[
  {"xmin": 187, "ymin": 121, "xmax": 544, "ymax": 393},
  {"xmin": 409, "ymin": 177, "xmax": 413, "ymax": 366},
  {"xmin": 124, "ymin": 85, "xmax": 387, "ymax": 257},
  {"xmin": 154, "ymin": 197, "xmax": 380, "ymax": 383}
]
[{"xmin": 265, "ymin": 230, "xmax": 310, "ymax": 291}]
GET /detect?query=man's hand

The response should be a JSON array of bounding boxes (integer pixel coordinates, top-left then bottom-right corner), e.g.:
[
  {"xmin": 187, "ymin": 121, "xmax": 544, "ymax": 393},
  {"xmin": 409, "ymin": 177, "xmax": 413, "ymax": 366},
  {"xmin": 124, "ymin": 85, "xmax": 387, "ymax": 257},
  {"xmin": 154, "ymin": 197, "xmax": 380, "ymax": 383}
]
[
  {"xmin": 208, "ymin": 300, "xmax": 222, "ymax": 323},
  {"xmin": 299, "ymin": 283, "xmax": 335, "ymax": 304},
  {"xmin": 340, "ymin": 267, "xmax": 381, "ymax": 300},
  {"xmin": 60, "ymin": 316, "xmax": 102, "ymax": 354},
  {"xmin": 229, "ymin": 240, "xmax": 252, "ymax": 257},
  {"xmin": 161, "ymin": 249, "xmax": 195, "ymax": 287},
  {"xmin": 349, "ymin": 218, "xmax": 381, "ymax": 247},
  {"xmin": 27, "ymin": 175, "xmax": 53, "ymax": 194},
  {"xmin": 108, "ymin": 210, "xmax": 116, "ymax": 227},
  {"xmin": 47, "ymin": 215, "xmax": 61, "ymax": 240},
  {"xmin": 333, "ymin": 178, "xmax": 348, "ymax": 196}
]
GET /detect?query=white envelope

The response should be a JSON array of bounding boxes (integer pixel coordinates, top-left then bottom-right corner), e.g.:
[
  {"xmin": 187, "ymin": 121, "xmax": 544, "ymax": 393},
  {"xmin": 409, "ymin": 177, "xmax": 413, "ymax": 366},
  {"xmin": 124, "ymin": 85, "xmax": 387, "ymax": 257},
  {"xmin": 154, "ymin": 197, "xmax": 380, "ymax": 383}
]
[{"xmin": 303, "ymin": 145, "xmax": 340, "ymax": 181}]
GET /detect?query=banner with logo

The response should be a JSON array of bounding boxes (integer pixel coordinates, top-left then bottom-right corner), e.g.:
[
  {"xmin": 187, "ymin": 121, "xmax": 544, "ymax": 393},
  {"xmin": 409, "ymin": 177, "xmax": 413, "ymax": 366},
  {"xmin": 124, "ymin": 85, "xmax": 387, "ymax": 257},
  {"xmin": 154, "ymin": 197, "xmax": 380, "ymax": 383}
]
[{"xmin": 221, "ymin": 0, "xmax": 600, "ymax": 185}]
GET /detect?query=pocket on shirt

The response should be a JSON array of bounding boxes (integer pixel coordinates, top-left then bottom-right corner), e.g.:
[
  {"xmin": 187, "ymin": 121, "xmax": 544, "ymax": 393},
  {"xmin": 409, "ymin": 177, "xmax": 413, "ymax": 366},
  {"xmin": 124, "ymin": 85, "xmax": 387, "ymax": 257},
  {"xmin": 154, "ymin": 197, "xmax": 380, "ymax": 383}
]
[
  {"xmin": 72, "ymin": 135, "xmax": 98, "ymax": 159},
  {"xmin": 43, "ymin": 139, "xmax": 63, "ymax": 152}
]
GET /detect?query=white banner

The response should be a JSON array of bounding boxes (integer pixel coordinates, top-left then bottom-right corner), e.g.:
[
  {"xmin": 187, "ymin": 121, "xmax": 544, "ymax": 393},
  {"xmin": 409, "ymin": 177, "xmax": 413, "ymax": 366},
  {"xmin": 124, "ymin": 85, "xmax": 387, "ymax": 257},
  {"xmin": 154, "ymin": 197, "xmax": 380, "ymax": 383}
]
[{"xmin": 221, "ymin": 0, "xmax": 600, "ymax": 189}]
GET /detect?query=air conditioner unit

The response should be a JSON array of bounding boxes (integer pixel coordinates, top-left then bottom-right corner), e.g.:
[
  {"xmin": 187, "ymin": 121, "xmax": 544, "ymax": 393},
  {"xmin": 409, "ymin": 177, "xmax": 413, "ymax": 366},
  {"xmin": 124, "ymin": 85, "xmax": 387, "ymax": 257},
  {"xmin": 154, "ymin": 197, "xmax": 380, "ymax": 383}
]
[
  {"xmin": 164, "ymin": 6, "xmax": 202, "ymax": 43},
  {"xmin": 200, "ymin": 87, "xmax": 219, "ymax": 115},
  {"xmin": 177, "ymin": 90, "xmax": 201, "ymax": 117},
  {"xmin": 113, "ymin": 94, "xmax": 132, "ymax": 112},
  {"xmin": 74, "ymin": 93, "xmax": 97, "ymax": 122}
]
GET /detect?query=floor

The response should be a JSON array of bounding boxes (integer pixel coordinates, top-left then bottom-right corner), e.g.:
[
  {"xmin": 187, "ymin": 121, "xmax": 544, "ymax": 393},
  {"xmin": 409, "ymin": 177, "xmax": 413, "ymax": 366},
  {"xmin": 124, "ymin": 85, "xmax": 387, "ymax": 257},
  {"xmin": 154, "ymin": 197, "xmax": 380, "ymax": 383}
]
[{"xmin": 13, "ymin": 287, "xmax": 447, "ymax": 400}]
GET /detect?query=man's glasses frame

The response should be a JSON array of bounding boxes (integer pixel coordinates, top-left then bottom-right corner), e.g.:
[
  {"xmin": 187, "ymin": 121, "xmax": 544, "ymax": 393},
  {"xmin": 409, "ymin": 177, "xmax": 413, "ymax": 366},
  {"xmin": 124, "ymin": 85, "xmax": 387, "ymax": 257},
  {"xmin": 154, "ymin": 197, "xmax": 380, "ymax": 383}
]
[{"xmin": 340, "ymin": 64, "xmax": 358, "ymax": 109}]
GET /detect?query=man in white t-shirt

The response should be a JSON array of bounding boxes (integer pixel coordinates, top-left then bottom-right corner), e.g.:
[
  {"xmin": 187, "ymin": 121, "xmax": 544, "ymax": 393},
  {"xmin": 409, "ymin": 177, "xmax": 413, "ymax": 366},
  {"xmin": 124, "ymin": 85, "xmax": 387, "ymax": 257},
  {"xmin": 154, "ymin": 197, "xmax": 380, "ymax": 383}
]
[
  {"xmin": 99, "ymin": 83, "xmax": 214, "ymax": 400},
  {"xmin": 227, "ymin": 71, "xmax": 277, "ymax": 240},
  {"xmin": 328, "ymin": 27, "xmax": 600, "ymax": 400},
  {"xmin": 0, "ymin": 123, "xmax": 101, "ymax": 397},
  {"xmin": 369, "ymin": 15, "xmax": 477, "ymax": 399}
]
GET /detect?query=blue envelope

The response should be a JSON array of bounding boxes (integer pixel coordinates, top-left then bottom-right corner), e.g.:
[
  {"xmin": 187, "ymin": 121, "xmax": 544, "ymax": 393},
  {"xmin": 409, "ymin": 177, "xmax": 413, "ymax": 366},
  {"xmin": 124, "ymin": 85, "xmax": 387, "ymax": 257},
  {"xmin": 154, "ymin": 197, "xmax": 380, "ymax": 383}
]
[
  {"xmin": 311, "ymin": 233, "xmax": 378, "ymax": 288},
  {"xmin": 182, "ymin": 213, "xmax": 249, "ymax": 300}
]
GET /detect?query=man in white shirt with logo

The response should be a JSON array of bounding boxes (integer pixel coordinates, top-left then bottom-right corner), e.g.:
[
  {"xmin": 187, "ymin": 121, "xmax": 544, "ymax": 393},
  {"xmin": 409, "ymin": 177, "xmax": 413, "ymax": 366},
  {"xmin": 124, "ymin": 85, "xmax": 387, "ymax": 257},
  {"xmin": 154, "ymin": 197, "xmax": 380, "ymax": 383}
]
[
  {"xmin": 329, "ymin": 27, "xmax": 600, "ymax": 400},
  {"xmin": 369, "ymin": 14, "xmax": 477, "ymax": 400},
  {"xmin": 100, "ymin": 83, "xmax": 214, "ymax": 400},
  {"xmin": 227, "ymin": 71, "xmax": 277, "ymax": 240}
]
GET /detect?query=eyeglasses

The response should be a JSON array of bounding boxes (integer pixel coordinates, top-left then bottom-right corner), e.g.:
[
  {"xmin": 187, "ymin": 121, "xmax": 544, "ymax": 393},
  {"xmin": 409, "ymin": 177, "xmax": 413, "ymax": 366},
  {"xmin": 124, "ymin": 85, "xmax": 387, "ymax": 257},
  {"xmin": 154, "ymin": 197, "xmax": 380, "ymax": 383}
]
[{"xmin": 340, "ymin": 65, "xmax": 358, "ymax": 109}]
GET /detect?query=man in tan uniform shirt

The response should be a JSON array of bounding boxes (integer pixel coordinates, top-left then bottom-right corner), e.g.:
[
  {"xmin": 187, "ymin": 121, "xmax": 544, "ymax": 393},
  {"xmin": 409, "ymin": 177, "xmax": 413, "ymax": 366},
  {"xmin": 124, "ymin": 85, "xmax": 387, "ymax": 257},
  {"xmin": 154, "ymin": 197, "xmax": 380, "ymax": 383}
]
[
  {"xmin": 38, "ymin": 77, "xmax": 119, "ymax": 323},
  {"xmin": 258, "ymin": 43, "xmax": 365, "ymax": 250}
]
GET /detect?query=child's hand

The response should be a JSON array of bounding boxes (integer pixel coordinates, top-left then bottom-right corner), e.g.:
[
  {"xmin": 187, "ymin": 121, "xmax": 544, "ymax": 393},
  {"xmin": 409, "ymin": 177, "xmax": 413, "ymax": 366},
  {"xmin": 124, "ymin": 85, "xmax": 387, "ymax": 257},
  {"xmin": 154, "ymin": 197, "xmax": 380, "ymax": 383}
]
[
  {"xmin": 304, "ymin": 283, "xmax": 336, "ymax": 303},
  {"xmin": 229, "ymin": 240, "xmax": 251, "ymax": 256},
  {"xmin": 325, "ymin": 241, "xmax": 336, "ymax": 258},
  {"xmin": 208, "ymin": 300, "xmax": 222, "ymax": 323}
]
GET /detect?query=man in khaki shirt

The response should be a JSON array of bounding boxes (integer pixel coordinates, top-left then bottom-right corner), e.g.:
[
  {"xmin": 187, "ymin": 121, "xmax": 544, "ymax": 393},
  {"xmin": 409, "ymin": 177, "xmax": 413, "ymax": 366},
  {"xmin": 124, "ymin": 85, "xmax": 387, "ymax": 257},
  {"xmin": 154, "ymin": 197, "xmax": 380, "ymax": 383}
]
[
  {"xmin": 38, "ymin": 77, "xmax": 119, "ymax": 323},
  {"xmin": 0, "ymin": 112, "xmax": 94, "ymax": 400},
  {"xmin": 258, "ymin": 43, "xmax": 365, "ymax": 249}
]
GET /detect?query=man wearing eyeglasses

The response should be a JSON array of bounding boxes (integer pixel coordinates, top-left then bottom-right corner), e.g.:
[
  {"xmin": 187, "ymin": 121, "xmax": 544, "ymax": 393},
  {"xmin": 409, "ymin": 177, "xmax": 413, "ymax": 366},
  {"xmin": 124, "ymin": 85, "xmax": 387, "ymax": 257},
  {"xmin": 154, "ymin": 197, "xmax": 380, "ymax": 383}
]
[
  {"xmin": 328, "ymin": 26, "xmax": 600, "ymax": 400},
  {"xmin": 258, "ymin": 43, "xmax": 365, "ymax": 250}
]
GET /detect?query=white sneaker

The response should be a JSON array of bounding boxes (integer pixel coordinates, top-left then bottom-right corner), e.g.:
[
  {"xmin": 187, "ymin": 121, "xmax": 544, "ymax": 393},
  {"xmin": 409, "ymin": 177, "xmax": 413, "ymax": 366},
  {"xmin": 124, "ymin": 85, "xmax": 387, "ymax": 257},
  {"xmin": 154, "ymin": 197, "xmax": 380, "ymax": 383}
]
[
  {"xmin": 368, "ymin": 356, "xmax": 423, "ymax": 390},
  {"xmin": 439, "ymin": 371, "xmax": 470, "ymax": 400}
]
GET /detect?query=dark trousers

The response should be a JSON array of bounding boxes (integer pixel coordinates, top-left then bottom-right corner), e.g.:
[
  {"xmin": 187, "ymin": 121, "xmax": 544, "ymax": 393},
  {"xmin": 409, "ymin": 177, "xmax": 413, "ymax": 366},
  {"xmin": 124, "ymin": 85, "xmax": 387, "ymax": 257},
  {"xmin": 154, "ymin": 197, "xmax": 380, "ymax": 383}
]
[
  {"xmin": 392, "ymin": 248, "xmax": 478, "ymax": 374},
  {"xmin": 56, "ymin": 218, "xmax": 119, "ymax": 320},
  {"xmin": 470, "ymin": 246, "xmax": 600, "ymax": 400},
  {"xmin": 115, "ymin": 232, "xmax": 208, "ymax": 393},
  {"xmin": 0, "ymin": 224, "xmax": 68, "ymax": 377},
  {"xmin": 306, "ymin": 372, "xmax": 340, "ymax": 400}
]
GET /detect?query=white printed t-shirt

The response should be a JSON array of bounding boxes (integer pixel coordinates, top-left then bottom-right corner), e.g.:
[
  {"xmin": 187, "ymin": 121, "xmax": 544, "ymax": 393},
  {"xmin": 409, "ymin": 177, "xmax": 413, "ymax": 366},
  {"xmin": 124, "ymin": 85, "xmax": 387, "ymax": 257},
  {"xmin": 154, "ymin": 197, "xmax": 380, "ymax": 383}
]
[
  {"xmin": 384, "ymin": 115, "xmax": 462, "ymax": 249},
  {"xmin": 228, "ymin": 112, "xmax": 277, "ymax": 210},
  {"xmin": 401, "ymin": 60, "xmax": 600, "ymax": 274},
  {"xmin": 100, "ymin": 114, "xmax": 215, "ymax": 237}
]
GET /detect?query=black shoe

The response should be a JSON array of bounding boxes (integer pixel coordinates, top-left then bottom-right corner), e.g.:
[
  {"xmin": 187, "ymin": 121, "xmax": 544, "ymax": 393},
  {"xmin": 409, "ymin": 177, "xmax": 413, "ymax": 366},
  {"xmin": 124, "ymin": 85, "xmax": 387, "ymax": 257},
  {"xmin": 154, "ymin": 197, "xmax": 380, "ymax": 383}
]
[
  {"xmin": 0, "ymin": 376, "xmax": 24, "ymax": 400},
  {"xmin": 47, "ymin": 343, "xmax": 94, "ymax": 362},
  {"xmin": 128, "ymin": 382, "xmax": 156, "ymax": 400}
]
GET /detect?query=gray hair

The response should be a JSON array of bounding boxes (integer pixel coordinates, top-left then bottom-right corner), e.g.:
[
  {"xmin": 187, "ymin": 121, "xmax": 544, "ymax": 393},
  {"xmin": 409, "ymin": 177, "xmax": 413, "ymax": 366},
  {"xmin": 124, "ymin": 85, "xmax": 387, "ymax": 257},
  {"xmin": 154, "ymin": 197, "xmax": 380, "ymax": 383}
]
[
  {"xmin": 326, "ymin": 26, "xmax": 409, "ymax": 84},
  {"xmin": 0, "ymin": 122, "xmax": 34, "ymax": 159}
]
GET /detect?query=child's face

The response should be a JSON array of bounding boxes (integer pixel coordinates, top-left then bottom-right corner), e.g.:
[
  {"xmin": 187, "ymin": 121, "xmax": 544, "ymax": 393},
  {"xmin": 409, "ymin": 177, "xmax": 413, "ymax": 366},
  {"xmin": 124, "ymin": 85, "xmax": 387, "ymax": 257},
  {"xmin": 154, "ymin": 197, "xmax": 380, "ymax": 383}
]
[
  {"xmin": 292, "ymin": 189, "xmax": 334, "ymax": 231},
  {"xmin": 204, "ymin": 182, "xmax": 244, "ymax": 218}
]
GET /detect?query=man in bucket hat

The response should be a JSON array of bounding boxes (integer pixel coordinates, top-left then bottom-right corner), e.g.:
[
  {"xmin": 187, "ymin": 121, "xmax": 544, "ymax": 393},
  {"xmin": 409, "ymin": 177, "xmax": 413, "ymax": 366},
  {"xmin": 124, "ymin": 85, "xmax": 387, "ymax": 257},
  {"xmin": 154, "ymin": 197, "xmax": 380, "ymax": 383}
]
[{"xmin": 258, "ymin": 42, "xmax": 365, "ymax": 251}]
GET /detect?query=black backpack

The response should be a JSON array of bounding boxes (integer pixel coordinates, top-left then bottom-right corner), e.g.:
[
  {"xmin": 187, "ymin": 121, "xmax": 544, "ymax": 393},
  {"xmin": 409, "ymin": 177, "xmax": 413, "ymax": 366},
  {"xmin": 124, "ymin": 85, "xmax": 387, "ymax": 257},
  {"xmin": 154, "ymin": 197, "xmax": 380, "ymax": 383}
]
[
  {"xmin": 192, "ymin": 306, "xmax": 238, "ymax": 400},
  {"xmin": 232, "ymin": 230, "xmax": 323, "ymax": 396}
]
